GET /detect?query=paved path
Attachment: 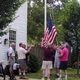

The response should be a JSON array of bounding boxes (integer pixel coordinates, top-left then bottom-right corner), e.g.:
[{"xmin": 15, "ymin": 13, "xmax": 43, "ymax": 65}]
[{"xmin": 0, "ymin": 76, "xmax": 40, "ymax": 80}]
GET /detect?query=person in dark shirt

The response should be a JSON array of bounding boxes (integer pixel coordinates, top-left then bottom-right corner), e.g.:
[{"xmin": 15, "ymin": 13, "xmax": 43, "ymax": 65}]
[
  {"xmin": 41, "ymin": 38, "xmax": 55, "ymax": 80},
  {"xmin": 22, "ymin": 44, "xmax": 30, "ymax": 65},
  {"xmin": 25, "ymin": 52, "xmax": 30, "ymax": 64},
  {"xmin": 25, "ymin": 49, "xmax": 30, "ymax": 73}
]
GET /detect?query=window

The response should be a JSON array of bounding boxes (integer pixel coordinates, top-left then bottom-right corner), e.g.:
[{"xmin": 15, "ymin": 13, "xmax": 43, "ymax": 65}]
[
  {"xmin": 9, "ymin": 30, "xmax": 16, "ymax": 60},
  {"xmin": 9, "ymin": 30, "xmax": 16, "ymax": 46}
]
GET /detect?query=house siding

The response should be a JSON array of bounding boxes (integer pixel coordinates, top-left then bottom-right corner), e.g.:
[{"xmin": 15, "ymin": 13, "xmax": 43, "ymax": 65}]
[
  {"xmin": 0, "ymin": 1, "xmax": 27, "ymax": 63},
  {"xmin": 9, "ymin": 2, "xmax": 27, "ymax": 50},
  {"xmin": 0, "ymin": 33, "xmax": 9, "ymax": 63}
]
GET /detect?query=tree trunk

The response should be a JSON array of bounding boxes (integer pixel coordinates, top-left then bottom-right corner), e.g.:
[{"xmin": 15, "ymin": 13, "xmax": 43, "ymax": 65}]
[{"xmin": 77, "ymin": 55, "xmax": 79, "ymax": 75}]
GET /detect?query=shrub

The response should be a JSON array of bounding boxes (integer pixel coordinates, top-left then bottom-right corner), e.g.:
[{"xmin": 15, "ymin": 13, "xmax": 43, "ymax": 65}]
[{"xmin": 27, "ymin": 52, "xmax": 41, "ymax": 73}]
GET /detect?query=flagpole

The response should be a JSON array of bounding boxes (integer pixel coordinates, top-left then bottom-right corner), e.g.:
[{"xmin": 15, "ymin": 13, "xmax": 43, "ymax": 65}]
[
  {"xmin": 26, "ymin": 0, "xmax": 28, "ymax": 47},
  {"xmin": 44, "ymin": 0, "xmax": 48, "ymax": 78},
  {"xmin": 44, "ymin": 0, "xmax": 47, "ymax": 31}
]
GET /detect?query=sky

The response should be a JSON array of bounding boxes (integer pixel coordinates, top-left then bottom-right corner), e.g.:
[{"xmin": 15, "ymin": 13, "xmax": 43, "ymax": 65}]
[
  {"xmin": 78, "ymin": 0, "xmax": 80, "ymax": 3},
  {"xmin": 30, "ymin": 0, "xmax": 80, "ymax": 7}
]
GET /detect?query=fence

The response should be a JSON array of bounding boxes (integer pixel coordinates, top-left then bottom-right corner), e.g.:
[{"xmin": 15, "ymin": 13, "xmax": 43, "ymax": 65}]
[
  {"xmin": 30, "ymin": 47, "xmax": 43, "ymax": 63},
  {"xmin": 30, "ymin": 46, "xmax": 72, "ymax": 67}
]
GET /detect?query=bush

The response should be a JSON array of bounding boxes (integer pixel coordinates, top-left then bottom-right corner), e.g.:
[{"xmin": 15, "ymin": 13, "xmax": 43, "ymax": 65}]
[{"xmin": 27, "ymin": 52, "xmax": 41, "ymax": 73}]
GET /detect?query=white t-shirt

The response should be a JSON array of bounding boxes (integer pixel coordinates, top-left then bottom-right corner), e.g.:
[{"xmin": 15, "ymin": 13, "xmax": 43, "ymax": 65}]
[
  {"xmin": 17, "ymin": 47, "xmax": 28, "ymax": 59},
  {"xmin": 8, "ymin": 47, "xmax": 15, "ymax": 57}
]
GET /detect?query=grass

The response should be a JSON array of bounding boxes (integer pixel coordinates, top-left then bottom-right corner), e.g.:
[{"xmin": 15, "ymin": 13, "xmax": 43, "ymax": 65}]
[{"xmin": 27, "ymin": 68, "xmax": 80, "ymax": 80}]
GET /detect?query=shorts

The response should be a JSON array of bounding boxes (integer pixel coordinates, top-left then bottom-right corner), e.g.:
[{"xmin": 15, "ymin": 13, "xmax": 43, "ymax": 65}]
[
  {"xmin": 54, "ymin": 59, "xmax": 60, "ymax": 68},
  {"xmin": 9, "ymin": 57, "xmax": 15, "ymax": 67},
  {"xmin": 59, "ymin": 61, "xmax": 68, "ymax": 70},
  {"xmin": 18, "ymin": 59, "xmax": 26, "ymax": 70},
  {"xmin": 42, "ymin": 61, "xmax": 52, "ymax": 69}
]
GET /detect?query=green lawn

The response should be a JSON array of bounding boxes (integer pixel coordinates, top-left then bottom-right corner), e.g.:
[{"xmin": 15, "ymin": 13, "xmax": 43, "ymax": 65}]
[{"xmin": 27, "ymin": 68, "xmax": 80, "ymax": 80}]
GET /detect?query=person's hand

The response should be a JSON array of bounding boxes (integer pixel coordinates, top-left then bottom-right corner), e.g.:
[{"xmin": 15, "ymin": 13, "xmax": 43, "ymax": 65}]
[
  {"xmin": 28, "ymin": 46, "xmax": 32, "ymax": 51},
  {"xmin": 10, "ymin": 54, "xmax": 13, "ymax": 59},
  {"xmin": 59, "ymin": 41, "xmax": 63, "ymax": 45}
]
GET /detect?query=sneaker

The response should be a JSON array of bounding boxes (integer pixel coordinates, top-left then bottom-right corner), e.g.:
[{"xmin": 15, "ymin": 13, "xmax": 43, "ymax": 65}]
[
  {"xmin": 41, "ymin": 78, "xmax": 44, "ymax": 80},
  {"xmin": 22, "ymin": 75, "xmax": 28, "ymax": 79},
  {"xmin": 57, "ymin": 77, "xmax": 62, "ymax": 80},
  {"xmin": 55, "ymin": 74, "xmax": 59, "ymax": 78},
  {"xmin": 19, "ymin": 75, "xmax": 23, "ymax": 79},
  {"xmin": 63, "ymin": 78, "xmax": 68, "ymax": 80}
]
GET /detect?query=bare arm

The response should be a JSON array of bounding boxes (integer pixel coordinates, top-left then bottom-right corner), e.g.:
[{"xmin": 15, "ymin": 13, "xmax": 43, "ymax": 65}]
[
  {"xmin": 27, "ymin": 55, "xmax": 30, "ymax": 61},
  {"xmin": 59, "ymin": 53, "xmax": 63, "ymax": 58},
  {"xmin": 10, "ymin": 53, "xmax": 13, "ymax": 59},
  {"xmin": 26, "ymin": 47, "xmax": 32, "ymax": 54}
]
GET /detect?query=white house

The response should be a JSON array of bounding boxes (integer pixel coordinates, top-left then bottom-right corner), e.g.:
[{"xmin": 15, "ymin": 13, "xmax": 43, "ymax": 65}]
[{"xmin": 0, "ymin": 1, "xmax": 27, "ymax": 64}]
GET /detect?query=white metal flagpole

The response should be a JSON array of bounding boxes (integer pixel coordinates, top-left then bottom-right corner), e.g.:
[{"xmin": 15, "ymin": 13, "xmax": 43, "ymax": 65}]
[
  {"xmin": 44, "ymin": 0, "xmax": 48, "ymax": 78},
  {"xmin": 26, "ymin": 0, "xmax": 28, "ymax": 47},
  {"xmin": 44, "ymin": 0, "xmax": 47, "ymax": 31}
]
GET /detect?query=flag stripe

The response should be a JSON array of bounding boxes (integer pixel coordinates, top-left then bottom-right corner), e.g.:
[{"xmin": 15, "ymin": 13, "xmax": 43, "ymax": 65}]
[
  {"xmin": 48, "ymin": 27, "xmax": 56, "ymax": 41},
  {"xmin": 43, "ymin": 16, "xmax": 58, "ymax": 47},
  {"xmin": 48, "ymin": 28, "xmax": 57, "ymax": 44}
]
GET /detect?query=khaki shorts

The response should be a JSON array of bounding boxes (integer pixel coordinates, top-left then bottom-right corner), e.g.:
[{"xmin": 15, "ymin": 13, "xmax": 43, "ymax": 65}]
[
  {"xmin": 18, "ymin": 59, "xmax": 26, "ymax": 70},
  {"xmin": 9, "ymin": 57, "xmax": 15, "ymax": 67},
  {"xmin": 42, "ymin": 61, "xmax": 52, "ymax": 69}
]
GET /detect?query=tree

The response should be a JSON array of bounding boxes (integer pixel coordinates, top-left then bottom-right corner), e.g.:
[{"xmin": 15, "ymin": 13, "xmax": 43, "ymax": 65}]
[
  {"xmin": 28, "ymin": 0, "xmax": 66, "ymax": 45},
  {"xmin": 28, "ymin": 52, "xmax": 41, "ymax": 72},
  {"xmin": 0, "ymin": 0, "xmax": 25, "ymax": 36},
  {"xmin": 48, "ymin": 0, "xmax": 65, "ymax": 42},
  {"xmin": 60, "ymin": 0, "xmax": 80, "ymax": 74},
  {"xmin": 28, "ymin": 1, "xmax": 44, "ymax": 45}
]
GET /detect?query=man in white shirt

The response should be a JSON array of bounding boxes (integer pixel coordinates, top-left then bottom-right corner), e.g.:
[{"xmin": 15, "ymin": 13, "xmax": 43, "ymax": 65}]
[
  {"xmin": 8, "ymin": 42, "xmax": 16, "ymax": 80},
  {"xmin": 17, "ymin": 43, "xmax": 31, "ymax": 79}
]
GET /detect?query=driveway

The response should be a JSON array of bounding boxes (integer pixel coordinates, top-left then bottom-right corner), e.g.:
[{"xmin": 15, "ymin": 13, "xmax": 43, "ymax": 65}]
[{"xmin": 0, "ymin": 75, "xmax": 40, "ymax": 80}]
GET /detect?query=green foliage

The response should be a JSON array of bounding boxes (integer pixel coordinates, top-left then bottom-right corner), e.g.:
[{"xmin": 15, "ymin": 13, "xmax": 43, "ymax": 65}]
[
  {"xmin": 28, "ymin": 68, "xmax": 80, "ymax": 80},
  {"xmin": 71, "ymin": 50, "xmax": 78, "ymax": 65},
  {"xmin": 50, "ymin": 4, "xmax": 65, "ymax": 42},
  {"xmin": 59, "ymin": 0, "xmax": 80, "ymax": 74},
  {"xmin": 0, "ymin": 0, "xmax": 25, "ymax": 36},
  {"xmin": 60, "ymin": 0, "xmax": 80, "ymax": 28},
  {"xmin": 28, "ymin": 1, "xmax": 44, "ymax": 45},
  {"xmin": 60, "ymin": 0, "xmax": 80, "ymax": 47},
  {"xmin": 28, "ymin": 1, "xmax": 66, "ymax": 45},
  {"xmin": 56, "ymin": 25, "xmax": 66, "ymax": 42},
  {"xmin": 28, "ymin": 52, "xmax": 41, "ymax": 73}
]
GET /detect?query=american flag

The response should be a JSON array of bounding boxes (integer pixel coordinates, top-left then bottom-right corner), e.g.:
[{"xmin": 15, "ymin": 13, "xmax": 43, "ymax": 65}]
[{"xmin": 43, "ymin": 16, "xmax": 58, "ymax": 47}]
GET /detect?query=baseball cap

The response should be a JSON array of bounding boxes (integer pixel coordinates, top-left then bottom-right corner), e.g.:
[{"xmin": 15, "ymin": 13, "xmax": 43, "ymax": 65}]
[{"xmin": 66, "ymin": 42, "xmax": 69, "ymax": 47}]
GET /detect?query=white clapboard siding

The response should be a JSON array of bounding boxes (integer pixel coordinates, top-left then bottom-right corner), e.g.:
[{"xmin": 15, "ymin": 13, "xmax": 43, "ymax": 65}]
[
  {"xmin": 9, "ymin": 2, "xmax": 27, "ymax": 50},
  {"xmin": 0, "ymin": 1, "xmax": 27, "ymax": 63},
  {"xmin": 0, "ymin": 33, "xmax": 9, "ymax": 64}
]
